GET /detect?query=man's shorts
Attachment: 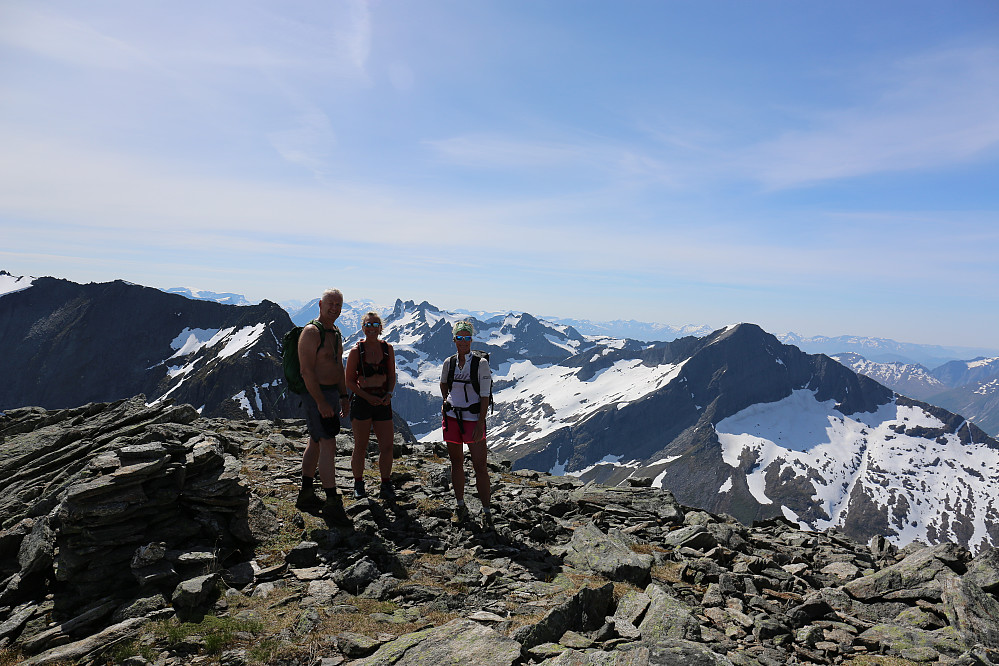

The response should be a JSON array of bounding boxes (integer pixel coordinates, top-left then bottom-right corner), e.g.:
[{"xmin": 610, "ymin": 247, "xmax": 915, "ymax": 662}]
[
  {"xmin": 443, "ymin": 414, "xmax": 487, "ymax": 445},
  {"xmin": 303, "ymin": 386, "xmax": 341, "ymax": 441},
  {"xmin": 350, "ymin": 394, "xmax": 393, "ymax": 422}
]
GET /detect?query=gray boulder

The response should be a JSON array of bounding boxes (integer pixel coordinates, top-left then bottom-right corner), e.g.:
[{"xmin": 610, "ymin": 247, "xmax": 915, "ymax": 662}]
[
  {"xmin": 941, "ymin": 574, "xmax": 999, "ymax": 648},
  {"xmin": 351, "ymin": 617, "xmax": 522, "ymax": 665},
  {"xmin": 513, "ymin": 583, "xmax": 614, "ymax": 650},
  {"xmin": 636, "ymin": 583, "xmax": 701, "ymax": 643},
  {"xmin": 563, "ymin": 522, "xmax": 652, "ymax": 586},
  {"xmin": 844, "ymin": 542, "xmax": 967, "ymax": 601}
]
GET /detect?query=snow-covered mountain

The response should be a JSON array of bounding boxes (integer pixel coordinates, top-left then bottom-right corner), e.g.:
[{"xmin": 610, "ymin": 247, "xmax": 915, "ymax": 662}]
[
  {"xmin": 354, "ymin": 299, "xmax": 642, "ymax": 436},
  {"xmin": 830, "ymin": 353, "xmax": 947, "ymax": 401},
  {"xmin": 161, "ymin": 286, "xmax": 254, "ymax": 306},
  {"xmin": 287, "ymin": 298, "xmax": 390, "ymax": 333},
  {"xmin": 830, "ymin": 353, "xmax": 999, "ymax": 438},
  {"xmin": 0, "ymin": 270, "xmax": 35, "ymax": 297},
  {"xmin": 927, "ymin": 358, "xmax": 999, "ymax": 438}
]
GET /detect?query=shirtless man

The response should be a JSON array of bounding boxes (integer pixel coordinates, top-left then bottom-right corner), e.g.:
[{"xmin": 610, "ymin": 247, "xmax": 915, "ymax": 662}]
[{"xmin": 295, "ymin": 288, "xmax": 351, "ymax": 526}]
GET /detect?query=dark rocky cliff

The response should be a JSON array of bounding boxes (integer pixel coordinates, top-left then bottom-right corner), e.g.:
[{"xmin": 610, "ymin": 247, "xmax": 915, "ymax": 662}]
[{"xmin": 0, "ymin": 277, "xmax": 298, "ymax": 419}]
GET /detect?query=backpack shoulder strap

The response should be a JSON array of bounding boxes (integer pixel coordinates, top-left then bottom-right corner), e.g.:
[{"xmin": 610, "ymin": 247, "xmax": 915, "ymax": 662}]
[
  {"xmin": 445, "ymin": 354, "xmax": 458, "ymax": 390},
  {"xmin": 357, "ymin": 339, "xmax": 368, "ymax": 377},
  {"xmin": 309, "ymin": 319, "xmax": 326, "ymax": 350},
  {"xmin": 470, "ymin": 354, "xmax": 481, "ymax": 396}
]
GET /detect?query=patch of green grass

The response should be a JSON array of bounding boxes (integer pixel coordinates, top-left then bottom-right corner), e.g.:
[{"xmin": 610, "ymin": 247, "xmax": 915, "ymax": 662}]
[
  {"xmin": 248, "ymin": 637, "xmax": 287, "ymax": 663},
  {"xmin": 844, "ymin": 657, "xmax": 920, "ymax": 666},
  {"xmin": 100, "ymin": 639, "xmax": 158, "ymax": 665},
  {"xmin": 152, "ymin": 614, "xmax": 264, "ymax": 655}
]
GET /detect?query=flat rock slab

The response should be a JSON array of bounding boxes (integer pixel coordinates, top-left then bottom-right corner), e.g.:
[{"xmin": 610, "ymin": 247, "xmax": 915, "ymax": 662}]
[
  {"xmin": 844, "ymin": 543, "xmax": 965, "ymax": 601},
  {"xmin": 350, "ymin": 617, "xmax": 522, "ymax": 666}
]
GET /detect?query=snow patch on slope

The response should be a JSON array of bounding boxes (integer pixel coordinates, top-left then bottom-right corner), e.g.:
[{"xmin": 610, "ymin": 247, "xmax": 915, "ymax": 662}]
[
  {"xmin": 717, "ymin": 389, "xmax": 999, "ymax": 550},
  {"xmin": 0, "ymin": 272, "xmax": 34, "ymax": 297},
  {"xmin": 500, "ymin": 359, "xmax": 687, "ymax": 447}
]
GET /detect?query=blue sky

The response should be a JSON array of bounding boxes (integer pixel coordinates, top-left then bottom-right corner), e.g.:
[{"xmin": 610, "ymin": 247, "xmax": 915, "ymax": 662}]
[{"xmin": 1, "ymin": 1, "xmax": 998, "ymax": 347}]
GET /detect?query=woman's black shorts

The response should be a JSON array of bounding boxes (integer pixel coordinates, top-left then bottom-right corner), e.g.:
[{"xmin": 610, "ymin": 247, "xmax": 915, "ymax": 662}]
[{"xmin": 350, "ymin": 394, "xmax": 393, "ymax": 422}]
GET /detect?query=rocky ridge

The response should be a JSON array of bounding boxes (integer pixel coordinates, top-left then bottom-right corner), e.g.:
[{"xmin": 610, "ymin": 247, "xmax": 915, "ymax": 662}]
[{"xmin": 2, "ymin": 400, "xmax": 999, "ymax": 665}]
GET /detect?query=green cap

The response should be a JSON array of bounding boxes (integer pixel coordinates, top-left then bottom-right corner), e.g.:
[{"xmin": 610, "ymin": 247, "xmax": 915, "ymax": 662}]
[{"xmin": 453, "ymin": 320, "xmax": 474, "ymax": 336}]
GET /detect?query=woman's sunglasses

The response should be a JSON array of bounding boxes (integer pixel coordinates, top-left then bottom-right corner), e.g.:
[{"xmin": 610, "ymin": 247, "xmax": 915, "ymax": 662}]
[
  {"xmin": 454, "ymin": 335, "xmax": 472, "ymax": 341},
  {"xmin": 363, "ymin": 322, "xmax": 381, "ymax": 328}
]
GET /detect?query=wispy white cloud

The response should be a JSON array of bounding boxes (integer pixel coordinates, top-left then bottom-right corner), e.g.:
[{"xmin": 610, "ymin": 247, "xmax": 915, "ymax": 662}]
[
  {"xmin": 746, "ymin": 47, "xmax": 999, "ymax": 189},
  {"xmin": 425, "ymin": 134, "xmax": 588, "ymax": 168},
  {"xmin": 2, "ymin": 126, "xmax": 993, "ymax": 300},
  {"xmin": 0, "ymin": 4, "xmax": 143, "ymax": 70},
  {"xmin": 341, "ymin": 0, "xmax": 372, "ymax": 74},
  {"xmin": 266, "ymin": 107, "xmax": 337, "ymax": 176},
  {"xmin": 424, "ymin": 133, "xmax": 688, "ymax": 189}
]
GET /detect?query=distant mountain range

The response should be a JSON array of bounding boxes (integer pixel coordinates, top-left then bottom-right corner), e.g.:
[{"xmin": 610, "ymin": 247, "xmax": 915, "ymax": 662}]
[
  {"xmin": 778, "ymin": 331, "xmax": 999, "ymax": 368},
  {"xmin": 162, "ymin": 286, "xmax": 253, "ymax": 306},
  {"xmin": 145, "ymin": 280, "xmax": 999, "ymax": 364},
  {"xmin": 5, "ymin": 270, "xmax": 999, "ymax": 550}
]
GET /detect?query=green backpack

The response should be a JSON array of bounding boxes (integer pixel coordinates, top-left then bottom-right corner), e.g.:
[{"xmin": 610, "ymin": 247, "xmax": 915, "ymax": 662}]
[{"xmin": 282, "ymin": 319, "xmax": 341, "ymax": 395}]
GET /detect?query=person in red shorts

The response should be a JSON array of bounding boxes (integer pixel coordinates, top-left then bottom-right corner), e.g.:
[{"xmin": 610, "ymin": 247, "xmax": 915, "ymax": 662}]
[{"xmin": 440, "ymin": 320, "xmax": 492, "ymax": 524}]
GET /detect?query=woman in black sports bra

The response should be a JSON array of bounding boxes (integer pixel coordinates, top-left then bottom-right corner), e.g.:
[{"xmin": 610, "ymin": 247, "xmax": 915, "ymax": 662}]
[{"xmin": 345, "ymin": 312, "xmax": 397, "ymax": 500}]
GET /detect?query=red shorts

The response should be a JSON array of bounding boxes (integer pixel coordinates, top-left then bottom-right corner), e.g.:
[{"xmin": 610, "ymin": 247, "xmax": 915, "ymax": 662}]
[{"xmin": 443, "ymin": 415, "xmax": 486, "ymax": 445}]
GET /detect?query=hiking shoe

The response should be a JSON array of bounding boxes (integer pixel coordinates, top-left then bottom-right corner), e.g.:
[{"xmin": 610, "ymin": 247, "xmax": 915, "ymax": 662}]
[
  {"xmin": 453, "ymin": 504, "xmax": 469, "ymax": 522},
  {"xmin": 295, "ymin": 486, "xmax": 324, "ymax": 515},
  {"xmin": 353, "ymin": 480, "xmax": 367, "ymax": 499},
  {"xmin": 322, "ymin": 493, "xmax": 352, "ymax": 527},
  {"xmin": 481, "ymin": 510, "xmax": 493, "ymax": 528},
  {"xmin": 379, "ymin": 481, "xmax": 397, "ymax": 501}
]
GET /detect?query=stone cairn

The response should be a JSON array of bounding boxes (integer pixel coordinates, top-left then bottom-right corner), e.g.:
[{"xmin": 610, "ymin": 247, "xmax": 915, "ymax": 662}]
[{"xmin": 1, "ymin": 398, "xmax": 999, "ymax": 665}]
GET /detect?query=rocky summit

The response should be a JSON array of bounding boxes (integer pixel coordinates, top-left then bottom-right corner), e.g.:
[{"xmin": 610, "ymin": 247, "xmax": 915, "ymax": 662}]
[{"xmin": 3, "ymin": 400, "xmax": 999, "ymax": 666}]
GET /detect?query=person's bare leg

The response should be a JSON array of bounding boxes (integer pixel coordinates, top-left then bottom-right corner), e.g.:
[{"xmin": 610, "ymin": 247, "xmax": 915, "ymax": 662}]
[
  {"xmin": 351, "ymin": 419, "xmax": 372, "ymax": 481},
  {"xmin": 446, "ymin": 441, "xmax": 466, "ymax": 504},
  {"xmin": 302, "ymin": 438, "xmax": 320, "ymax": 478},
  {"xmin": 296, "ymin": 437, "xmax": 323, "ymax": 512},
  {"xmin": 468, "ymin": 441, "xmax": 490, "ymax": 508},
  {"xmin": 317, "ymin": 437, "xmax": 337, "ymax": 491},
  {"xmin": 373, "ymin": 419, "xmax": 395, "ymax": 481}
]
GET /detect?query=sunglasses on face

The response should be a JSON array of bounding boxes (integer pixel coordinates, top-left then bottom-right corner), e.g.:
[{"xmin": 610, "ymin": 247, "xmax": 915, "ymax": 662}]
[
  {"xmin": 363, "ymin": 322, "xmax": 382, "ymax": 328},
  {"xmin": 454, "ymin": 335, "xmax": 472, "ymax": 341}
]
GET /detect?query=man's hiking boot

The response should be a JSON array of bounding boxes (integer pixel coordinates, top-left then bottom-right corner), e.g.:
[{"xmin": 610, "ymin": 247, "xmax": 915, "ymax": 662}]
[
  {"xmin": 379, "ymin": 481, "xmax": 396, "ymax": 501},
  {"xmin": 481, "ymin": 509, "xmax": 493, "ymax": 528},
  {"xmin": 453, "ymin": 504, "xmax": 469, "ymax": 522},
  {"xmin": 295, "ymin": 485, "xmax": 324, "ymax": 515},
  {"xmin": 322, "ymin": 492, "xmax": 352, "ymax": 527},
  {"xmin": 353, "ymin": 479, "xmax": 367, "ymax": 500}
]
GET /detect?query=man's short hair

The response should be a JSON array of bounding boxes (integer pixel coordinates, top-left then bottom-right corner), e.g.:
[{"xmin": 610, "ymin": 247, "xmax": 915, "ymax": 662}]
[{"xmin": 321, "ymin": 288, "xmax": 343, "ymax": 302}]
